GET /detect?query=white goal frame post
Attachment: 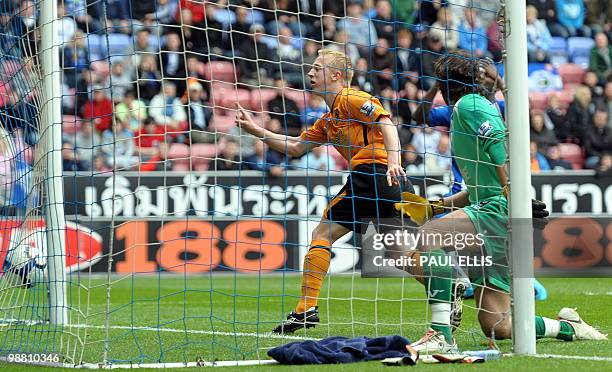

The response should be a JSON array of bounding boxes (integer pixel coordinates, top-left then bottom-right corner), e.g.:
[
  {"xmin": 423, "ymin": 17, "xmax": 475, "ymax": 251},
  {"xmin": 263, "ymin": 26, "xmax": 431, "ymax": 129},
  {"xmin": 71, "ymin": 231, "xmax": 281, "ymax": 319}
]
[
  {"xmin": 40, "ymin": 0, "xmax": 67, "ymax": 326},
  {"xmin": 504, "ymin": 0, "xmax": 537, "ymax": 355}
]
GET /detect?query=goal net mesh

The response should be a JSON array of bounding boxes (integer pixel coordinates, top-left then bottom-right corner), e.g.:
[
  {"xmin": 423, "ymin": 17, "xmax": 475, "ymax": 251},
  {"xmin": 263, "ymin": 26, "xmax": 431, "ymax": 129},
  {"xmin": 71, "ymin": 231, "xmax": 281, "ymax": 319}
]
[{"xmin": 0, "ymin": 0, "xmax": 507, "ymax": 366}]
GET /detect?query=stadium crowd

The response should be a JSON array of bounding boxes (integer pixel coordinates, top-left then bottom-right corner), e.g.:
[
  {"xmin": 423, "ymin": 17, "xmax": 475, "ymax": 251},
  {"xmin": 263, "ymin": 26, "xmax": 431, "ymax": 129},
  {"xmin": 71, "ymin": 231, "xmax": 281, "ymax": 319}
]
[{"xmin": 0, "ymin": 0, "xmax": 611, "ymax": 175}]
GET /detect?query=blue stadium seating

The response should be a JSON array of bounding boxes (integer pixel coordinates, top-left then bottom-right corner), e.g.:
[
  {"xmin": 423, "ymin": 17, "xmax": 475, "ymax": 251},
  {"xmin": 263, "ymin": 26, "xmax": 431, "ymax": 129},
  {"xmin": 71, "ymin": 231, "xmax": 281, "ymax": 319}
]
[
  {"xmin": 567, "ymin": 37, "xmax": 594, "ymax": 67},
  {"xmin": 549, "ymin": 37, "xmax": 569, "ymax": 65},
  {"xmin": 107, "ymin": 33, "xmax": 132, "ymax": 58},
  {"xmin": 85, "ymin": 34, "xmax": 107, "ymax": 62}
]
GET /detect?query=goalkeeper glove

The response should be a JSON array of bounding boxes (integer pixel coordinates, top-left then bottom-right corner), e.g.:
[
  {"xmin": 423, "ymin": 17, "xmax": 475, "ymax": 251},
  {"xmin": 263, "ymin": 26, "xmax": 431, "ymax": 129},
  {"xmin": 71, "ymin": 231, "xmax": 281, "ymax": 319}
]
[
  {"xmin": 503, "ymin": 185, "xmax": 550, "ymax": 219},
  {"xmin": 394, "ymin": 191, "xmax": 445, "ymax": 226}
]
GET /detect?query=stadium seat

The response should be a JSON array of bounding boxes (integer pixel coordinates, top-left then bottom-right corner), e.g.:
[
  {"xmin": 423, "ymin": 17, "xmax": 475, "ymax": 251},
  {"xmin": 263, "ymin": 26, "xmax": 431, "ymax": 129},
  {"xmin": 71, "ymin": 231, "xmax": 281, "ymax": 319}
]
[
  {"xmin": 549, "ymin": 37, "xmax": 569, "ymax": 65},
  {"xmin": 557, "ymin": 143, "xmax": 584, "ymax": 170},
  {"xmin": 216, "ymin": 88, "xmax": 251, "ymax": 114},
  {"xmin": 168, "ymin": 143, "xmax": 191, "ymax": 171},
  {"xmin": 283, "ymin": 89, "xmax": 310, "ymax": 111},
  {"xmin": 528, "ymin": 63, "xmax": 547, "ymax": 75},
  {"xmin": 202, "ymin": 61, "xmax": 237, "ymax": 83},
  {"xmin": 250, "ymin": 88, "xmax": 278, "ymax": 111},
  {"xmin": 567, "ymin": 37, "xmax": 594, "ymax": 66},
  {"xmin": 62, "ymin": 115, "xmax": 82, "ymax": 135},
  {"xmin": 209, "ymin": 114, "xmax": 235, "ymax": 133},
  {"xmin": 558, "ymin": 64, "xmax": 586, "ymax": 86},
  {"xmin": 107, "ymin": 33, "xmax": 132, "ymax": 57},
  {"xmin": 191, "ymin": 143, "xmax": 218, "ymax": 171},
  {"xmin": 529, "ymin": 92, "xmax": 549, "ymax": 111},
  {"xmin": 85, "ymin": 34, "xmax": 106, "ymax": 61}
]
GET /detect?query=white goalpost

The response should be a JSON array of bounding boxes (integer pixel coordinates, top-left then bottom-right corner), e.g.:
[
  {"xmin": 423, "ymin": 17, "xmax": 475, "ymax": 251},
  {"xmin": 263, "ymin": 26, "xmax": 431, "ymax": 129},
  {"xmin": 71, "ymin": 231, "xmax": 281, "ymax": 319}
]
[
  {"xmin": 40, "ymin": 0, "xmax": 67, "ymax": 327},
  {"xmin": 504, "ymin": 0, "xmax": 536, "ymax": 355}
]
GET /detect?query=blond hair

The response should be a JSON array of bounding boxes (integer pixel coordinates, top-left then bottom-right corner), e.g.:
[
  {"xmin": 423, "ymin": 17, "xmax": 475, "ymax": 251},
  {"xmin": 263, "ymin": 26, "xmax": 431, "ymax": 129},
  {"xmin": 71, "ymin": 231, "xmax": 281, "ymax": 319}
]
[
  {"xmin": 574, "ymin": 85, "xmax": 592, "ymax": 108},
  {"xmin": 317, "ymin": 48, "xmax": 354, "ymax": 86}
]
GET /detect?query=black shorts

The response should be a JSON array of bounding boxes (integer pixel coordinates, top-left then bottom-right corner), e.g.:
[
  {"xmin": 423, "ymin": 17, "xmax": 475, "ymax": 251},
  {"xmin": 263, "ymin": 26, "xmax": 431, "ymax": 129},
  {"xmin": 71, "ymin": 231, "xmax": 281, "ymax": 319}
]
[{"xmin": 323, "ymin": 163, "xmax": 415, "ymax": 233}]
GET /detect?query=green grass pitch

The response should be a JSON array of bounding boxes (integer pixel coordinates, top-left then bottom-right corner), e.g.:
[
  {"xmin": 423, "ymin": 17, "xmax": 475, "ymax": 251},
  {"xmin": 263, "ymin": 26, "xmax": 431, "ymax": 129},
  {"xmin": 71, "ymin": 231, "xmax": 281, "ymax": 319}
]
[{"xmin": 1, "ymin": 276, "xmax": 610, "ymax": 371}]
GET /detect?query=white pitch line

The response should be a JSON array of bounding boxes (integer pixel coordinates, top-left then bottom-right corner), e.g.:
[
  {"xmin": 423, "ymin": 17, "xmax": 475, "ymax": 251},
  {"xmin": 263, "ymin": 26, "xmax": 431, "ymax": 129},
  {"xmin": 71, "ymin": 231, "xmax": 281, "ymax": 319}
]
[
  {"xmin": 585, "ymin": 292, "xmax": 612, "ymax": 296},
  {"xmin": 506, "ymin": 353, "xmax": 612, "ymax": 362},
  {"xmin": 68, "ymin": 323, "xmax": 318, "ymax": 341}
]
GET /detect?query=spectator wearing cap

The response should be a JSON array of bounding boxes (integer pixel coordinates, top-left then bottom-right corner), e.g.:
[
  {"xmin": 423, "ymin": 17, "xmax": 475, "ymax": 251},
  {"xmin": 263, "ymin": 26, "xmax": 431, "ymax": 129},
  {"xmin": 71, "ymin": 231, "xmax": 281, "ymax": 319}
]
[
  {"xmin": 82, "ymin": 86, "xmax": 114, "ymax": 132},
  {"xmin": 589, "ymin": 33, "xmax": 612, "ymax": 86},
  {"xmin": 187, "ymin": 82, "xmax": 215, "ymax": 144},
  {"xmin": 457, "ymin": 7, "xmax": 488, "ymax": 58},
  {"xmin": 337, "ymin": 1, "xmax": 378, "ymax": 51},
  {"xmin": 526, "ymin": 5, "xmax": 552, "ymax": 63}
]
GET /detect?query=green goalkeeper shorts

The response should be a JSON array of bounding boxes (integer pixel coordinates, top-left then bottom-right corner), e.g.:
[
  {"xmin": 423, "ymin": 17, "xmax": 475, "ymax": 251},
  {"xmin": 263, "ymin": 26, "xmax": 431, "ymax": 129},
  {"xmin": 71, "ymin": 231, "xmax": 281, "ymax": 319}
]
[{"xmin": 462, "ymin": 195, "xmax": 510, "ymax": 293}]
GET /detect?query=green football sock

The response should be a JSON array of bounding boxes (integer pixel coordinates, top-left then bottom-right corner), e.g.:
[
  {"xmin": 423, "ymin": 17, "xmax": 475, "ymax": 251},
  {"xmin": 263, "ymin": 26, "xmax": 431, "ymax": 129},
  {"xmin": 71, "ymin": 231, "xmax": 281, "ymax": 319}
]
[
  {"xmin": 535, "ymin": 316, "xmax": 575, "ymax": 341},
  {"xmin": 423, "ymin": 250, "xmax": 453, "ymax": 343}
]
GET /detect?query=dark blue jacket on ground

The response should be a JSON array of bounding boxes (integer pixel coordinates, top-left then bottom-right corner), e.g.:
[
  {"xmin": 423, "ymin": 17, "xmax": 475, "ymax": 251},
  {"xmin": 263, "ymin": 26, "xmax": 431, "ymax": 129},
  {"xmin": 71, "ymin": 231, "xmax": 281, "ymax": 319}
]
[{"xmin": 267, "ymin": 335, "xmax": 411, "ymax": 364}]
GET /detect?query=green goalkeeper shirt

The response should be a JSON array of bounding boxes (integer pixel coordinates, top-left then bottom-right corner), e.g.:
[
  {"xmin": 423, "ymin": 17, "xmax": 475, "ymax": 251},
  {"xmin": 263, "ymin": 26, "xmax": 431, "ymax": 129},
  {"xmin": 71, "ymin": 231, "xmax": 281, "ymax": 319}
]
[{"xmin": 450, "ymin": 94, "xmax": 507, "ymax": 204}]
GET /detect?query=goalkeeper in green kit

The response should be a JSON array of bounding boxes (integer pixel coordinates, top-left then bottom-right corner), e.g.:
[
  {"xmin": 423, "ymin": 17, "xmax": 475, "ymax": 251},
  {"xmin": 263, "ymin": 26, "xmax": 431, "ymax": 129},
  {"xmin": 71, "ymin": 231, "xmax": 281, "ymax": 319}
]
[{"xmin": 394, "ymin": 53, "xmax": 607, "ymax": 353}]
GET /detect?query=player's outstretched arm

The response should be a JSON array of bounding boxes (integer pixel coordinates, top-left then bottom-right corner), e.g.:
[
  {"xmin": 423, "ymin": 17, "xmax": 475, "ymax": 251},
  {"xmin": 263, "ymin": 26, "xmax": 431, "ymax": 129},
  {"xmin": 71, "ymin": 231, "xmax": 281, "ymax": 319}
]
[
  {"xmin": 235, "ymin": 104, "xmax": 316, "ymax": 157},
  {"xmin": 379, "ymin": 116, "xmax": 407, "ymax": 186}
]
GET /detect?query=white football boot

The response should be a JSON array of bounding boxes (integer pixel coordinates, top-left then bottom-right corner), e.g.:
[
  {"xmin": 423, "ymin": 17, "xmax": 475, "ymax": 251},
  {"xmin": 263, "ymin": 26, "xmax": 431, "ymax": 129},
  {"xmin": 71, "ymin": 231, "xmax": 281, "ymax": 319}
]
[
  {"xmin": 557, "ymin": 307, "xmax": 608, "ymax": 341},
  {"xmin": 410, "ymin": 329, "xmax": 458, "ymax": 354}
]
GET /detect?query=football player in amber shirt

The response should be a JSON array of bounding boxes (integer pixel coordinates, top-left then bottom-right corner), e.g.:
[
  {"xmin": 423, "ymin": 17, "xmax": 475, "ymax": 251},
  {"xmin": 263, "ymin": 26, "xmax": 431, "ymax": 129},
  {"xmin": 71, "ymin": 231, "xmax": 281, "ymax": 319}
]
[{"xmin": 236, "ymin": 49, "xmax": 413, "ymax": 333}]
